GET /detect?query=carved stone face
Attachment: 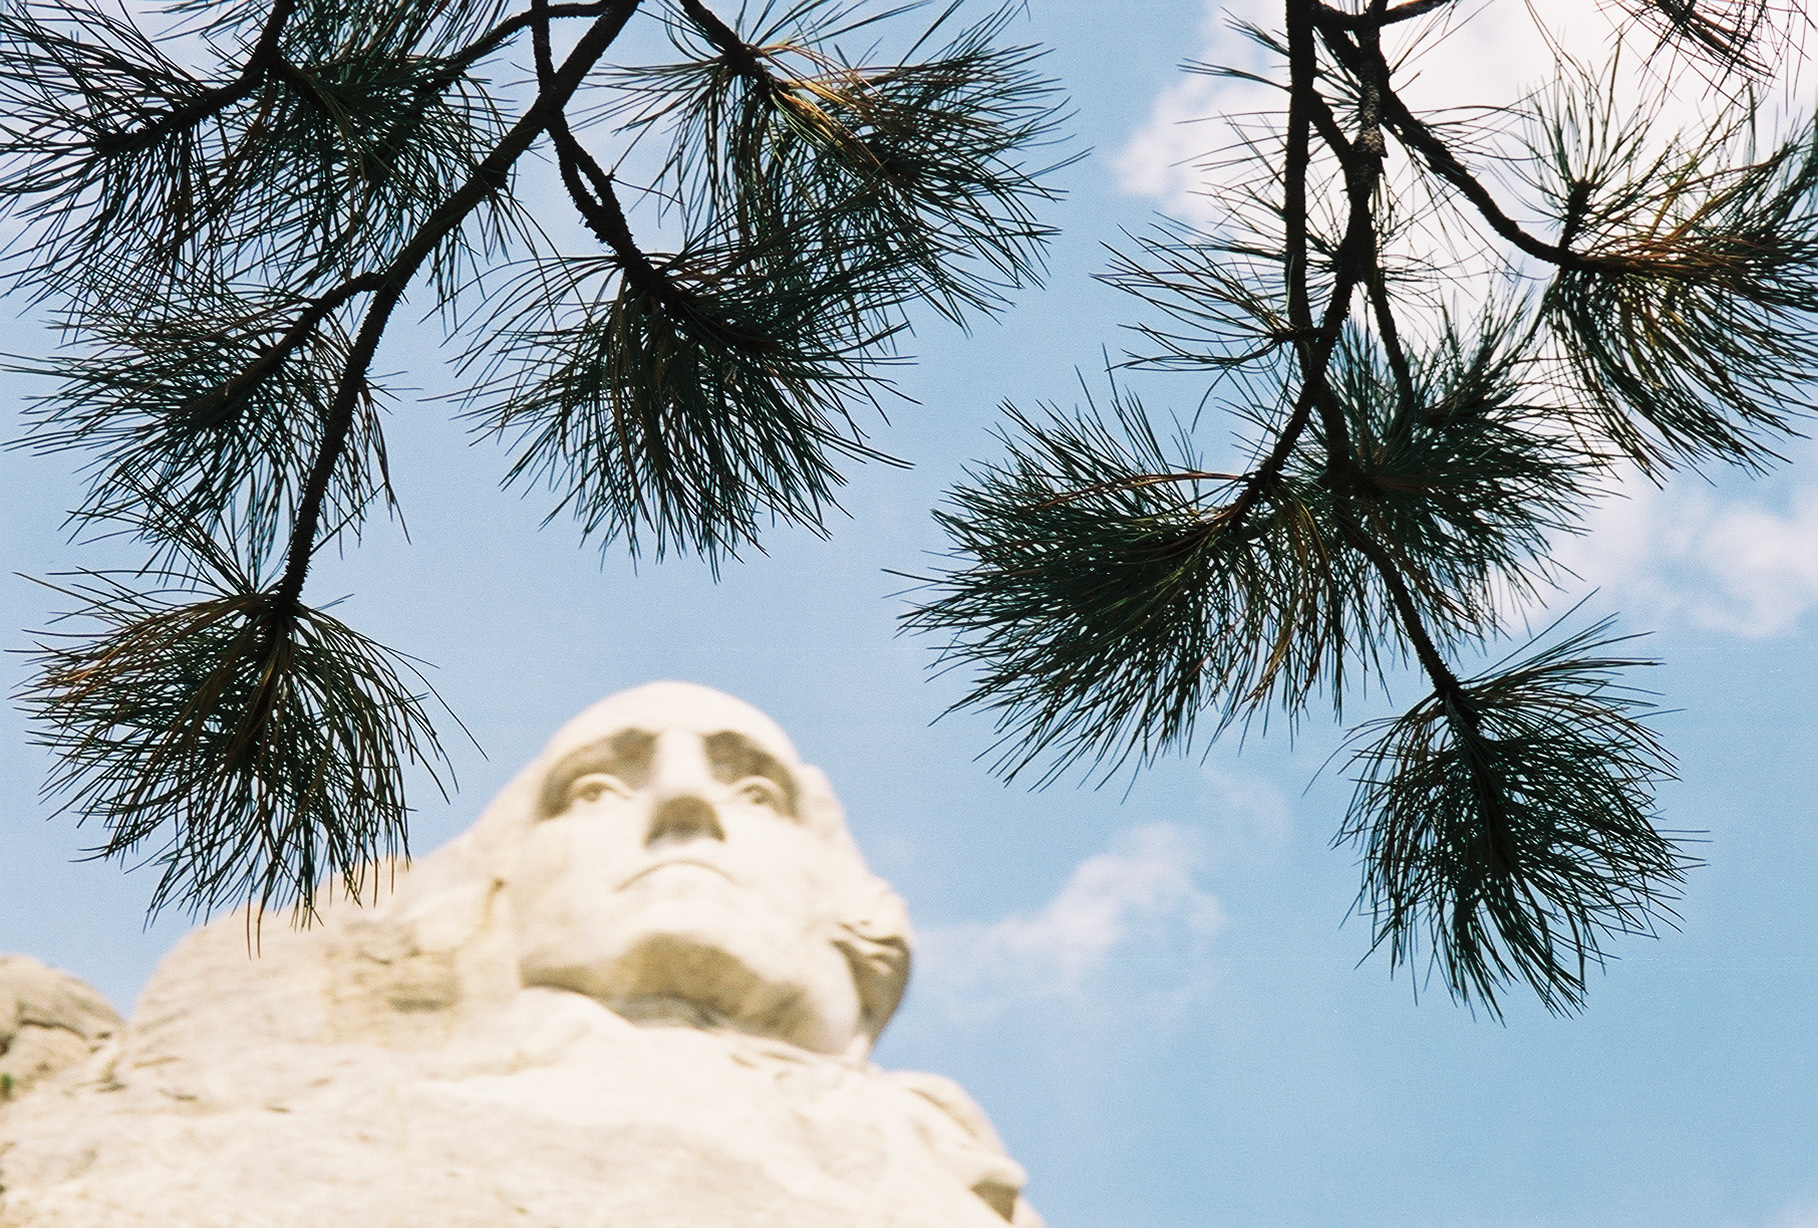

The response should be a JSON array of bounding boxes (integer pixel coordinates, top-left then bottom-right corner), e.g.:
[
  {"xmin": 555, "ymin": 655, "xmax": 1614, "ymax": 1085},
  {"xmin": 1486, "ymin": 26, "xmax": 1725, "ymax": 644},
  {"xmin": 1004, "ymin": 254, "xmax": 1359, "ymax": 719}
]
[{"xmin": 505, "ymin": 684, "xmax": 876, "ymax": 1056}]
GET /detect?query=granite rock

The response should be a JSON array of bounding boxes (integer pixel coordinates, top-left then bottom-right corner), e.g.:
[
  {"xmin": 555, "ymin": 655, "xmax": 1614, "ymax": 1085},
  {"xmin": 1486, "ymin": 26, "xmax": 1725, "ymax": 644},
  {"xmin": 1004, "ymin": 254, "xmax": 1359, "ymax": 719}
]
[{"xmin": 0, "ymin": 684, "xmax": 1040, "ymax": 1228}]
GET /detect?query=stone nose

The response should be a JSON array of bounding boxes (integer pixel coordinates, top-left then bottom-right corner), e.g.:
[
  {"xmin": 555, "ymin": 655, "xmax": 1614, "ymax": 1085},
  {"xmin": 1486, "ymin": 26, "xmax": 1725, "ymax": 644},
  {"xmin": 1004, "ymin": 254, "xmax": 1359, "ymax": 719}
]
[
  {"xmin": 644, "ymin": 730, "xmax": 726, "ymax": 848},
  {"xmin": 645, "ymin": 794, "xmax": 725, "ymax": 848}
]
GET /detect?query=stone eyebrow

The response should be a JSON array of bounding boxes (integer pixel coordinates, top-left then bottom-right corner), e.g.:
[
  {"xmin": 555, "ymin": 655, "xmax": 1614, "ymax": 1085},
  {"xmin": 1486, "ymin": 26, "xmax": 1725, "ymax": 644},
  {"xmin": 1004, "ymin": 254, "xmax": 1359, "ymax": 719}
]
[
  {"xmin": 539, "ymin": 728, "xmax": 657, "ymax": 816},
  {"xmin": 703, "ymin": 731, "xmax": 797, "ymax": 816}
]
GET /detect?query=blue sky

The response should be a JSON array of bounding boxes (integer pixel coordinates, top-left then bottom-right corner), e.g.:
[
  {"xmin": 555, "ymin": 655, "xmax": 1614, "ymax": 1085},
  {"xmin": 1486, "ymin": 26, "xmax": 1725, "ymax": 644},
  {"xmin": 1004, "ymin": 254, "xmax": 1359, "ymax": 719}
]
[{"xmin": 3, "ymin": 3, "xmax": 1817, "ymax": 1225}]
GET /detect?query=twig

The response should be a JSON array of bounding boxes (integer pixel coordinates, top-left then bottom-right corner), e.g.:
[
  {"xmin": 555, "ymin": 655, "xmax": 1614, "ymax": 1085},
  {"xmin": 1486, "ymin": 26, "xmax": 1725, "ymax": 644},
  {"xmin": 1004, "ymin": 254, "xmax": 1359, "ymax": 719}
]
[
  {"xmin": 270, "ymin": 3, "xmax": 642, "ymax": 622},
  {"xmin": 92, "ymin": 0, "xmax": 298, "ymax": 155}
]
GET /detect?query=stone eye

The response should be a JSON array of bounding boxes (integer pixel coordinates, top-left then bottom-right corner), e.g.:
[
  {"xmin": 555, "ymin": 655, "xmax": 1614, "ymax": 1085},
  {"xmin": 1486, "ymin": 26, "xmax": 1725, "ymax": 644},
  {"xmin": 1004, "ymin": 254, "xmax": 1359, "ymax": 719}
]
[
  {"xmin": 732, "ymin": 776, "xmax": 785, "ymax": 812},
  {"xmin": 565, "ymin": 772, "xmax": 632, "ymax": 808}
]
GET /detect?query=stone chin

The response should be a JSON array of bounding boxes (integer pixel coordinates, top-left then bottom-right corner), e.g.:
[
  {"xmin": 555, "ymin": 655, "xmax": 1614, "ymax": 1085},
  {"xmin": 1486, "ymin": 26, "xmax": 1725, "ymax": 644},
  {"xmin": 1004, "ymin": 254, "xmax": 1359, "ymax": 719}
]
[{"xmin": 513, "ymin": 866, "xmax": 866, "ymax": 1055}]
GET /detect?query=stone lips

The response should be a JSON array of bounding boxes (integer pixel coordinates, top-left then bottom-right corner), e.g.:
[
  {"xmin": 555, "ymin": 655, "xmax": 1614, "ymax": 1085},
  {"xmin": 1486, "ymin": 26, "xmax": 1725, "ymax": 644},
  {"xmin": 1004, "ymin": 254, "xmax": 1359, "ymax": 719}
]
[{"xmin": 0, "ymin": 683, "xmax": 1042, "ymax": 1227}]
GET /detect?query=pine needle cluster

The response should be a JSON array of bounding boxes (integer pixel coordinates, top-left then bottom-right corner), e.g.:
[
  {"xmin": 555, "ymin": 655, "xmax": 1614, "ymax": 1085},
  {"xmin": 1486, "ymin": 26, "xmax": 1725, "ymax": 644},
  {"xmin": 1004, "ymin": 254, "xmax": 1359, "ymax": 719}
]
[
  {"xmin": 909, "ymin": 0, "xmax": 1812, "ymax": 1016},
  {"xmin": 1, "ymin": 0, "xmax": 1068, "ymax": 918}
]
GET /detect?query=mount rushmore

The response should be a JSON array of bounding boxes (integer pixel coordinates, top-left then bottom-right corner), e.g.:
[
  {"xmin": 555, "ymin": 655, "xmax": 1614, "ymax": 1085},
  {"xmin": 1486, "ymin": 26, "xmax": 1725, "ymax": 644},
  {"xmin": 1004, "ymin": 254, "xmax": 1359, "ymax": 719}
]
[{"xmin": 0, "ymin": 682, "xmax": 1039, "ymax": 1227}]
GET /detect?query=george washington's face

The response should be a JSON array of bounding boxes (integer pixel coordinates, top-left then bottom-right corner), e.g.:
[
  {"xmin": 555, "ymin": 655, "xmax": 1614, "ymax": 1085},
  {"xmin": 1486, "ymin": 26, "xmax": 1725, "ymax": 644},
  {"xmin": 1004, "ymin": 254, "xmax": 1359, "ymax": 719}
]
[{"xmin": 505, "ymin": 686, "xmax": 867, "ymax": 1055}]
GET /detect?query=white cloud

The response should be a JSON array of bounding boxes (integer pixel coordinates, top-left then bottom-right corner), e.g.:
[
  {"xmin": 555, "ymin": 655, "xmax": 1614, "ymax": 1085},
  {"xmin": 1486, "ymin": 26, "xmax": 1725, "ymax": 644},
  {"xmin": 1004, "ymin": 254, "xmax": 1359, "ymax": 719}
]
[
  {"xmin": 1768, "ymin": 1196, "xmax": 1818, "ymax": 1228},
  {"xmin": 1556, "ymin": 474, "xmax": 1818, "ymax": 640},
  {"xmin": 1198, "ymin": 759, "xmax": 1292, "ymax": 864},
  {"xmin": 1115, "ymin": 0, "xmax": 1618, "ymax": 223},
  {"xmin": 1111, "ymin": 0, "xmax": 1270, "ymax": 224},
  {"xmin": 1114, "ymin": 2, "xmax": 1800, "ymax": 223},
  {"xmin": 915, "ymin": 823, "xmax": 1227, "ymax": 1018}
]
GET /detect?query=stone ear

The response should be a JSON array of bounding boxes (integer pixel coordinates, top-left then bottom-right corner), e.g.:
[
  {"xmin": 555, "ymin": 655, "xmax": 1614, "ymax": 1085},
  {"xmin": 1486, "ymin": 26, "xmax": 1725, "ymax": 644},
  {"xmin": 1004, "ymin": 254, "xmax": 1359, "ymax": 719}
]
[
  {"xmin": 831, "ymin": 879, "xmax": 914, "ymax": 1041},
  {"xmin": 793, "ymin": 763, "xmax": 913, "ymax": 1039}
]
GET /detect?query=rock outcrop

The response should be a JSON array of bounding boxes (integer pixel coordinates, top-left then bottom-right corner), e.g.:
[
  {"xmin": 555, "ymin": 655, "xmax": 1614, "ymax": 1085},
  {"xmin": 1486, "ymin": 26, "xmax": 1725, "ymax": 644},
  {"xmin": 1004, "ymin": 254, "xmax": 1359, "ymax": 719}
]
[
  {"xmin": 0, "ymin": 683, "xmax": 1040, "ymax": 1227},
  {"xmin": 0, "ymin": 955, "xmax": 121, "ymax": 1102}
]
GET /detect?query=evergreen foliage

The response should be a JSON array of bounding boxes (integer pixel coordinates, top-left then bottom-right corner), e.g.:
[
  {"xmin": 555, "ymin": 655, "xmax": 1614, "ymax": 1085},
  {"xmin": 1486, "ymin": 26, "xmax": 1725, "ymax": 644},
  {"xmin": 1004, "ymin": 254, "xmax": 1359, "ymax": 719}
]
[
  {"xmin": 908, "ymin": 0, "xmax": 1815, "ymax": 1016},
  {"xmin": 7, "ymin": 0, "xmax": 1812, "ymax": 1022},
  {"xmin": 1, "ymin": 0, "xmax": 1067, "ymax": 918}
]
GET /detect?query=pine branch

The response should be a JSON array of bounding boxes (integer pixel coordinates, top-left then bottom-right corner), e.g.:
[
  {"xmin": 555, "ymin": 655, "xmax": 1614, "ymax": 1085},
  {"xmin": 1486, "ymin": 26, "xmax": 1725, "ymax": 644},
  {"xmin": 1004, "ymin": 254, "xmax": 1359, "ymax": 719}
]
[
  {"xmin": 271, "ymin": 2, "xmax": 641, "ymax": 617},
  {"xmin": 20, "ymin": 554, "xmax": 458, "ymax": 920},
  {"xmin": 89, "ymin": 0, "xmax": 298, "ymax": 155},
  {"xmin": 906, "ymin": 0, "xmax": 1739, "ymax": 1018},
  {"xmin": 10, "ymin": 0, "xmax": 1071, "ymax": 921},
  {"xmin": 1338, "ymin": 614, "xmax": 1687, "ymax": 1018},
  {"xmin": 532, "ymin": 0, "xmax": 675, "ymax": 303}
]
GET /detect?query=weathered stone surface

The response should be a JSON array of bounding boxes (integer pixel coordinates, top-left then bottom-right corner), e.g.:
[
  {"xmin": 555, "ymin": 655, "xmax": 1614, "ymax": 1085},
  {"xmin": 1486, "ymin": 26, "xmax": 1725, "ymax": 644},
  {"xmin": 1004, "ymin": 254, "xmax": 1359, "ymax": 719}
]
[
  {"xmin": 0, "ymin": 955, "xmax": 121, "ymax": 1102},
  {"xmin": 0, "ymin": 683, "xmax": 1040, "ymax": 1227}
]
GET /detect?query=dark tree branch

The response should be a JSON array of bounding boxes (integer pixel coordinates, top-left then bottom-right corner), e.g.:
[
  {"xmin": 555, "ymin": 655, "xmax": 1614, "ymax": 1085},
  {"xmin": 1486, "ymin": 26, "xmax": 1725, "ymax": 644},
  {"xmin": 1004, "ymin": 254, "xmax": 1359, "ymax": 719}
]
[
  {"xmin": 1368, "ymin": 267, "xmax": 1418, "ymax": 416},
  {"xmin": 1350, "ymin": 523, "xmax": 1469, "ymax": 709},
  {"xmin": 1310, "ymin": 12, "xmax": 1633, "ymax": 275},
  {"xmin": 1263, "ymin": 6, "xmax": 1475, "ymax": 723},
  {"xmin": 91, "ymin": 0, "xmax": 297, "ymax": 155},
  {"xmin": 171, "ymin": 272, "xmax": 384, "ymax": 426},
  {"xmin": 1380, "ymin": 93, "xmax": 1622, "ymax": 271},
  {"xmin": 1194, "ymin": 0, "xmax": 1390, "ymax": 537},
  {"xmin": 1304, "ymin": 16, "xmax": 1485, "ymax": 727},
  {"xmin": 1301, "ymin": 9, "xmax": 1399, "ymax": 480},
  {"xmin": 1347, "ymin": 523, "xmax": 1524, "ymax": 883},
  {"xmin": 1305, "ymin": 82, "xmax": 1356, "ymax": 160},
  {"xmin": 1196, "ymin": 0, "xmax": 1324, "ymax": 537},
  {"xmin": 1355, "ymin": 0, "xmax": 1388, "ymax": 157},
  {"xmin": 472, "ymin": 2, "xmax": 619, "ymax": 56},
  {"xmin": 531, "ymin": 0, "xmax": 676, "ymax": 304},
  {"xmin": 271, "ymin": 2, "xmax": 642, "ymax": 618},
  {"xmin": 1338, "ymin": 9, "xmax": 1418, "ymax": 417},
  {"xmin": 1284, "ymin": 0, "xmax": 1316, "ymax": 345},
  {"xmin": 1210, "ymin": 246, "xmax": 1372, "ymax": 535},
  {"xmin": 679, "ymin": 0, "xmax": 767, "ymax": 79},
  {"xmin": 1316, "ymin": 0, "xmax": 1453, "ymax": 30}
]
